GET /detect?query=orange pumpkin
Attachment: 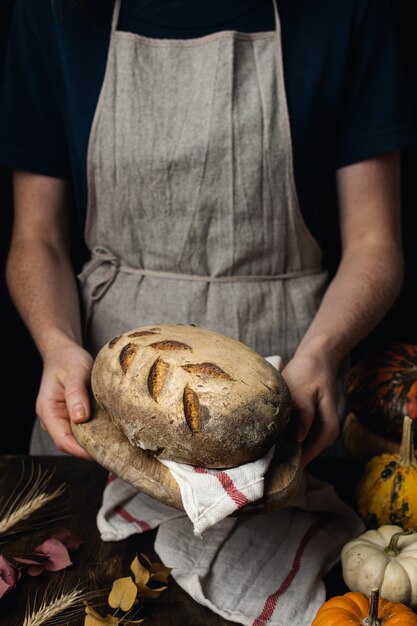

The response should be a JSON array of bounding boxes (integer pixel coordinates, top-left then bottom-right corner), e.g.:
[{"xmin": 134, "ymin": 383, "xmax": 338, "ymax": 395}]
[{"xmin": 312, "ymin": 588, "xmax": 417, "ymax": 625}]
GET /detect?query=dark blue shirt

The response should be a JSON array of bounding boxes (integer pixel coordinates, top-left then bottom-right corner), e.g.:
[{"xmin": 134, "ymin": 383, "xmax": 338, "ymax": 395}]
[{"xmin": 0, "ymin": 0, "xmax": 414, "ymax": 247}]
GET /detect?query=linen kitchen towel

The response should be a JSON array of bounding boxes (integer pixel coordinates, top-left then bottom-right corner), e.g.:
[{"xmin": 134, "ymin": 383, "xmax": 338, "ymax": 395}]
[
  {"xmin": 155, "ymin": 472, "xmax": 364, "ymax": 626},
  {"xmin": 98, "ymin": 472, "xmax": 364, "ymax": 626}
]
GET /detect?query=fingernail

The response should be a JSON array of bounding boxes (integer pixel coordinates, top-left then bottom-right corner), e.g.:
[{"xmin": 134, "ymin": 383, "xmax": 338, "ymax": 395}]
[{"xmin": 72, "ymin": 403, "xmax": 87, "ymax": 421}]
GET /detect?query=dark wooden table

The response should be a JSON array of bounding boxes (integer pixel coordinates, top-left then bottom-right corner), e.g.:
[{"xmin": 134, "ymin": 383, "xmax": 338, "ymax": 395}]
[{"xmin": 0, "ymin": 455, "xmax": 359, "ymax": 625}]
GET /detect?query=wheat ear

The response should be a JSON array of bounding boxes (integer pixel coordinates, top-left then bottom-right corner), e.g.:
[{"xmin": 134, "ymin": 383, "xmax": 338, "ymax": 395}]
[
  {"xmin": 0, "ymin": 462, "xmax": 66, "ymax": 537},
  {"xmin": 23, "ymin": 587, "xmax": 86, "ymax": 626}
]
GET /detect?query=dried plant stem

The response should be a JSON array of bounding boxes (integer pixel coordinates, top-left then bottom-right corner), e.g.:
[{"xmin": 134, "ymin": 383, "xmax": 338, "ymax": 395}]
[{"xmin": 23, "ymin": 588, "xmax": 85, "ymax": 626}]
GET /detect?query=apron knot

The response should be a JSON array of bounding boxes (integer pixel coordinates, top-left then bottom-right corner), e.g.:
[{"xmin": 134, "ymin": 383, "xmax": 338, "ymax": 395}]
[
  {"xmin": 78, "ymin": 245, "xmax": 121, "ymax": 297},
  {"xmin": 77, "ymin": 245, "xmax": 122, "ymax": 336}
]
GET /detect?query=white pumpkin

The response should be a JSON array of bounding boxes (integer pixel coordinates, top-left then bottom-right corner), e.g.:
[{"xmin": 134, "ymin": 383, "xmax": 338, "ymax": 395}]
[{"xmin": 341, "ymin": 525, "xmax": 417, "ymax": 607}]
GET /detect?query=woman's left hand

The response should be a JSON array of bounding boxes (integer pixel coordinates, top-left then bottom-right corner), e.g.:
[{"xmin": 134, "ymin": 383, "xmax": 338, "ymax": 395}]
[{"xmin": 281, "ymin": 353, "xmax": 340, "ymax": 466}]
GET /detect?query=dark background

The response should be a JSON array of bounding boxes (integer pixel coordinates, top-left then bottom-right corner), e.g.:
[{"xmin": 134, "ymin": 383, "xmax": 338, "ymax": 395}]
[{"xmin": 0, "ymin": 0, "xmax": 416, "ymax": 454}]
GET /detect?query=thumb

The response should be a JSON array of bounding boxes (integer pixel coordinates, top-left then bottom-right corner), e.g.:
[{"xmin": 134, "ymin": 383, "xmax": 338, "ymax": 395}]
[{"xmin": 65, "ymin": 377, "xmax": 91, "ymax": 423}]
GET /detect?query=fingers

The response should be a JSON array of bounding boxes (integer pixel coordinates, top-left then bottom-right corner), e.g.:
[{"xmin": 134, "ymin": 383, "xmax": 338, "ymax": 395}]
[
  {"xmin": 36, "ymin": 398, "xmax": 92, "ymax": 459},
  {"xmin": 285, "ymin": 389, "xmax": 339, "ymax": 465},
  {"xmin": 282, "ymin": 355, "xmax": 340, "ymax": 465},
  {"xmin": 301, "ymin": 392, "xmax": 339, "ymax": 466},
  {"xmin": 36, "ymin": 362, "xmax": 93, "ymax": 459},
  {"xmin": 42, "ymin": 407, "xmax": 93, "ymax": 460},
  {"xmin": 64, "ymin": 378, "xmax": 91, "ymax": 423}
]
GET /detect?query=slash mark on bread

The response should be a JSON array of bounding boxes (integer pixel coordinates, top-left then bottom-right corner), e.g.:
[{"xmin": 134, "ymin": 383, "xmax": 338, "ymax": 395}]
[
  {"xmin": 181, "ymin": 362, "xmax": 234, "ymax": 380},
  {"xmin": 119, "ymin": 343, "xmax": 138, "ymax": 374},
  {"xmin": 183, "ymin": 385, "xmax": 201, "ymax": 433},
  {"xmin": 148, "ymin": 357, "xmax": 169, "ymax": 402},
  {"xmin": 128, "ymin": 330, "xmax": 160, "ymax": 338},
  {"xmin": 108, "ymin": 335, "xmax": 122, "ymax": 348},
  {"xmin": 149, "ymin": 340, "xmax": 192, "ymax": 351}
]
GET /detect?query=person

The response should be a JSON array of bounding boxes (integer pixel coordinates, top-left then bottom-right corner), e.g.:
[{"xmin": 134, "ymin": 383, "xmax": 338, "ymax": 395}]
[{"xmin": 0, "ymin": 0, "xmax": 414, "ymax": 465}]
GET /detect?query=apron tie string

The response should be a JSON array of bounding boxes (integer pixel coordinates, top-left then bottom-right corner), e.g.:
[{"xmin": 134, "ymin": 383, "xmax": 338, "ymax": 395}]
[
  {"xmin": 78, "ymin": 244, "xmax": 325, "ymax": 336},
  {"xmin": 78, "ymin": 245, "xmax": 121, "ymax": 335},
  {"xmin": 78, "ymin": 245, "xmax": 121, "ymax": 297}
]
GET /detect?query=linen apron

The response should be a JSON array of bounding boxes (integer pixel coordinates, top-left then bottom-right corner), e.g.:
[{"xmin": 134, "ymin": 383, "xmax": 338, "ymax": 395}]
[{"xmin": 31, "ymin": 0, "xmax": 328, "ymax": 454}]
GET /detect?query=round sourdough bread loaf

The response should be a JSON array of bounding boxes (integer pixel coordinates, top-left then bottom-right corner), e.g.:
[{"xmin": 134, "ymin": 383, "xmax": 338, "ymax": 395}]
[{"xmin": 91, "ymin": 324, "xmax": 292, "ymax": 468}]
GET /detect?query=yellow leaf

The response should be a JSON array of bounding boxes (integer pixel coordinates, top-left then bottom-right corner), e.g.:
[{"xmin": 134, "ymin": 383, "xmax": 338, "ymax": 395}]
[
  {"xmin": 108, "ymin": 576, "xmax": 138, "ymax": 611},
  {"xmin": 138, "ymin": 585, "xmax": 168, "ymax": 599},
  {"xmin": 84, "ymin": 604, "xmax": 119, "ymax": 625},
  {"xmin": 149, "ymin": 562, "xmax": 171, "ymax": 584},
  {"xmin": 130, "ymin": 555, "xmax": 150, "ymax": 588},
  {"xmin": 138, "ymin": 553, "xmax": 152, "ymax": 570},
  {"xmin": 118, "ymin": 618, "xmax": 147, "ymax": 625},
  {"xmin": 137, "ymin": 553, "xmax": 171, "ymax": 584}
]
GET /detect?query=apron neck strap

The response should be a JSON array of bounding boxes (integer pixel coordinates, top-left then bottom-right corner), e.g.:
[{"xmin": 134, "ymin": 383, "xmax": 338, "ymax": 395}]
[
  {"xmin": 272, "ymin": 0, "xmax": 281, "ymax": 35},
  {"xmin": 111, "ymin": 0, "xmax": 122, "ymax": 33}
]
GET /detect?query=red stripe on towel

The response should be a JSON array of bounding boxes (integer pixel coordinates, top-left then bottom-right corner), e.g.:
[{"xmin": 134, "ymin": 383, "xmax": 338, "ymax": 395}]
[
  {"xmin": 192, "ymin": 467, "xmax": 249, "ymax": 508},
  {"xmin": 114, "ymin": 505, "xmax": 152, "ymax": 532},
  {"xmin": 252, "ymin": 516, "xmax": 327, "ymax": 626},
  {"xmin": 215, "ymin": 472, "xmax": 249, "ymax": 508},
  {"xmin": 106, "ymin": 472, "xmax": 118, "ymax": 485}
]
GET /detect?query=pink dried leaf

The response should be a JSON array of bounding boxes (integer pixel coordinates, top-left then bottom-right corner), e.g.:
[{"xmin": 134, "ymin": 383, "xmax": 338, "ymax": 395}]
[
  {"xmin": 27, "ymin": 564, "xmax": 46, "ymax": 577},
  {"xmin": 0, "ymin": 555, "xmax": 20, "ymax": 598},
  {"xmin": 0, "ymin": 578, "xmax": 11, "ymax": 599},
  {"xmin": 0, "ymin": 555, "xmax": 19, "ymax": 587},
  {"xmin": 0, "ymin": 555, "xmax": 16, "ymax": 573},
  {"xmin": 11, "ymin": 553, "xmax": 48, "ymax": 566},
  {"xmin": 48, "ymin": 527, "xmax": 83, "ymax": 550},
  {"xmin": 28, "ymin": 538, "xmax": 72, "ymax": 574}
]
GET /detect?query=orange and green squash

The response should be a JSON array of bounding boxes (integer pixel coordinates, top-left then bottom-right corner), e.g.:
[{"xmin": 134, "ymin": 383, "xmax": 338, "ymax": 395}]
[
  {"xmin": 356, "ymin": 416, "xmax": 417, "ymax": 530},
  {"xmin": 344, "ymin": 343, "xmax": 417, "ymax": 463}
]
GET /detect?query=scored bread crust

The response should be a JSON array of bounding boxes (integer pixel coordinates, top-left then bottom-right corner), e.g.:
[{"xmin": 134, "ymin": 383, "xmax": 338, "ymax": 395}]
[{"xmin": 91, "ymin": 324, "xmax": 292, "ymax": 468}]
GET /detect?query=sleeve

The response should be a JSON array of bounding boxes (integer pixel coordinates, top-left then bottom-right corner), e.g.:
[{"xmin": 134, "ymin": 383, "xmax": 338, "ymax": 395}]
[
  {"xmin": 335, "ymin": 0, "xmax": 415, "ymax": 168},
  {"xmin": 0, "ymin": 0, "xmax": 70, "ymax": 178}
]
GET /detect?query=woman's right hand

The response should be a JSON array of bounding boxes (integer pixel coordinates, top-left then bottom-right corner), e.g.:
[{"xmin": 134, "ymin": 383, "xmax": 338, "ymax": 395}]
[{"xmin": 35, "ymin": 340, "xmax": 94, "ymax": 459}]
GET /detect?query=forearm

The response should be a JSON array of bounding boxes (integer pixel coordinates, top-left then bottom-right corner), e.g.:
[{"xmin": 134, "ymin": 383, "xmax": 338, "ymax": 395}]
[
  {"xmin": 282, "ymin": 153, "xmax": 403, "ymax": 464},
  {"xmin": 295, "ymin": 240, "xmax": 403, "ymax": 369},
  {"xmin": 6, "ymin": 238, "xmax": 83, "ymax": 359},
  {"xmin": 296, "ymin": 151, "xmax": 403, "ymax": 370},
  {"xmin": 7, "ymin": 171, "xmax": 92, "ymax": 458}
]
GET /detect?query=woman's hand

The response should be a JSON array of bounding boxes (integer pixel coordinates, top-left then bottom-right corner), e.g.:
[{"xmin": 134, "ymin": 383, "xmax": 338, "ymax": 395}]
[
  {"xmin": 35, "ymin": 339, "xmax": 94, "ymax": 459},
  {"xmin": 282, "ymin": 353, "xmax": 340, "ymax": 466}
]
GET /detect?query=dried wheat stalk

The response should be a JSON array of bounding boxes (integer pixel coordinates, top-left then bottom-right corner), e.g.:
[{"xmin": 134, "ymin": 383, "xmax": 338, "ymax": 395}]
[
  {"xmin": 0, "ymin": 462, "xmax": 66, "ymax": 541},
  {"xmin": 23, "ymin": 586, "xmax": 86, "ymax": 626}
]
